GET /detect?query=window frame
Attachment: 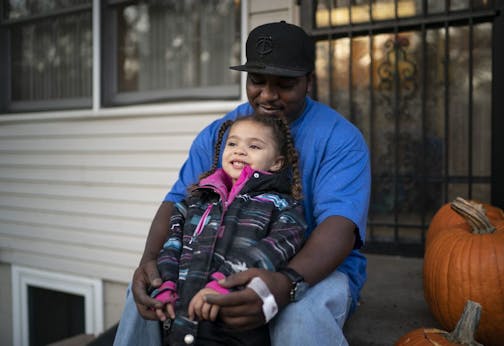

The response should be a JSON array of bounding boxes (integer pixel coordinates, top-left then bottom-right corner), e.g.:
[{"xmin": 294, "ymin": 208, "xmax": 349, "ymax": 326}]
[{"xmin": 12, "ymin": 265, "xmax": 103, "ymax": 346}]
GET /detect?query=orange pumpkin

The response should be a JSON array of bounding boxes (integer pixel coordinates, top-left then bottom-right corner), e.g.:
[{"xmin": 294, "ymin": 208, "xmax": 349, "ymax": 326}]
[
  {"xmin": 395, "ymin": 300, "xmax": 482, "ymax": 346},
  {"xmin": 423, "ymin": 197, "xmax": 504, "ymax": 346},
  {"xmin": 426, "ymin": 199, "xmax": 504, "ymax": 246}
]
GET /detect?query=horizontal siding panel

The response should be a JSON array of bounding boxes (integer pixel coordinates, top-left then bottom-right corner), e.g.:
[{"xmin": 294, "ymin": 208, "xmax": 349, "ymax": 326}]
[
  {"xmin": 0, "ymin": 152, "xmax": 188, "ymax": 169},
  {"xmin": 0, "ymin": 166, "xmax": 178, "ymax": 186},
  {"xmin": 0, "ymin": 181, "xmax": 168, "ymax": 203},
  {"xmin": 250, "ymin": 11, "xmax": 291, "ymax": 29},
  {"xmin": 0, "ymin": 134, "xmax": 195, "ymax": 153},
  {"xmin": 0, "ymin": 114, "xmax": 219, "ymax": 137},
  {"xmin": 0, "ymin": 221, "xmax": 145, "ymax": 253},
  {"xmin": 1, "ymin": 194, "xmax": 159, "ymax": 220},
  {"xmin": 0, "ymin": 110, "xmax": 226, "ymax": 283},
  {"xmin": 250, "ymin": 0, "xmax": 290, "ymax": 13},
  {"xmin": 0, "ymin": 251, "xmax": 135, "ymax": 283},
  {"xmin": 0, "ymin": 207, "xmax": 152, "ymax": 237},
  {"xmin": 0, "ymin": 236, "xmax": 139, "ymax": 268}
]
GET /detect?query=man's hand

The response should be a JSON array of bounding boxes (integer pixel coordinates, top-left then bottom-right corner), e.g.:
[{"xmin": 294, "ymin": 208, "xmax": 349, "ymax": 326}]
[
  {"xmin": 131, "ymin": 259, "xmax": 165, "ymax": 320},
  {"xmin": 131, "ymin": 202, "xmax": 174, "ymax": 320},
  {"xmin": 203, "ymin": 268, "xmax": 291, "ymax": 330}
]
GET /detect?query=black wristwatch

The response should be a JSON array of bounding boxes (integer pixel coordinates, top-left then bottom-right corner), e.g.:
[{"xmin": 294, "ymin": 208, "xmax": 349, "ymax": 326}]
[{"xmin": 279, "ymin": 267, "xmax": 309, "ymax": 302}]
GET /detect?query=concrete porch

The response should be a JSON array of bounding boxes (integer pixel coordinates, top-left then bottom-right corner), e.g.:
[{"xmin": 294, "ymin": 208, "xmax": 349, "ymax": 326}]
[{"xmin": 344, "ymin": 254, "xmax": 440, "ymax": 345}]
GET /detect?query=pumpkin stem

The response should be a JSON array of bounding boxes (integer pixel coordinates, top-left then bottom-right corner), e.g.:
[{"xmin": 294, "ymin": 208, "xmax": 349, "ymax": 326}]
[
  {"xmin": 450, "ymin": 197, "xmax": 496, "ymax": 234},
  {"xmin": 446, "ymin": 300, "xmax": 483, "ymax": 346}
]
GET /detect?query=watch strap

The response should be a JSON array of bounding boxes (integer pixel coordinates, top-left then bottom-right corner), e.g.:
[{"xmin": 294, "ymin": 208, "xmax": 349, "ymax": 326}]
[
  {"xmin": 280, "ymin": 267, "xmax": 304, "ymax": 284},
  {"xmin": 280, "ymin": 267, "xmax": 305, "ymax": 302}
]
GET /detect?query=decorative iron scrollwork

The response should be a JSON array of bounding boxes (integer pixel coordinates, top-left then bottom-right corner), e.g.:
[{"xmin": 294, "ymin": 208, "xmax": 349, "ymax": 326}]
[{"xmin": 377, "ymin": 36, "xmax": 418, "ymax": 120}]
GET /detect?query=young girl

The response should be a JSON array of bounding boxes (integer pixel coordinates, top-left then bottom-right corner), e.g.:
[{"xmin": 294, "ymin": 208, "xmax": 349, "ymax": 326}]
[{"xmin": 151, "ymin": 114, "xmax": 306, "ymax": 345}]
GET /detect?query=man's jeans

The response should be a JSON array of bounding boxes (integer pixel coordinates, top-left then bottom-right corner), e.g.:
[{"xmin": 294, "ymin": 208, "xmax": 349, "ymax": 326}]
[
  {"xmin": 113, "ymin": 286, "xmax": 162, "ymax": 346},
  {"xmin": 113, "ymin": 269, "xmax": 352, "ymax": 346},
  {"xmin": 269, "ymin": 270, "xmax": 352, "ymax": 346}
]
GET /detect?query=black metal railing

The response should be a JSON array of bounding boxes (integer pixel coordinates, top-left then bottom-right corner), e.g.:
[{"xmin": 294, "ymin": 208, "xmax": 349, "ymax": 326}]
[{"xmin": 301, "ymin": 0, "xmax": 503, "ymax": 256}]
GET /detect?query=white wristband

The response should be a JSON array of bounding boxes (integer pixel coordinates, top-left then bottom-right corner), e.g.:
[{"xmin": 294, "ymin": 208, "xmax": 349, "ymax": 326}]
[{"xmin": 247, "ymin": 277, "xmax": 278, "ymax": 323}]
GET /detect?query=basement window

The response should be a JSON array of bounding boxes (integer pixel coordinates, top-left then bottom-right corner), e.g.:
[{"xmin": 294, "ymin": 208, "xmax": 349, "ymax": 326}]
[{"xmin": 12, "ymin": 266, "xmax": 103, "ymax": 346}]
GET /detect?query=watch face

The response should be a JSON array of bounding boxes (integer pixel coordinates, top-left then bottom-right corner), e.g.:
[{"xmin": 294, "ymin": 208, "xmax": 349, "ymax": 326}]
[{"xmin": 293, "ymin": 282, "xmax": 310, "ymax": 301}]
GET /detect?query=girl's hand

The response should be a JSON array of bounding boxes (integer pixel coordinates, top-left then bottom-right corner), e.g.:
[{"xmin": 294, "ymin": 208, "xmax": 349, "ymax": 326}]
[
  {"xmin": 188, "ymin": 288, "xmax": 221, "ymax": 321},
  {"xmin": 204, "ymin": 268, "xmax": 288, "ymax": 330}
]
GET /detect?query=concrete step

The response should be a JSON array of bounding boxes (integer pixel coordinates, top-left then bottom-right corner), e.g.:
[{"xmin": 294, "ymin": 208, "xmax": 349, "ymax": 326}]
[{"xmin": 344, "ymin": 254, "xmax": 440, "ymax": 345}]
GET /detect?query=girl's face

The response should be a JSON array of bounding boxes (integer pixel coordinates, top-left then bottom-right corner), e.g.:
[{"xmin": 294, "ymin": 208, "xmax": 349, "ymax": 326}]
[{"xmin": 222, "ymin": 119, "xmax": 284, "ymax": 183}]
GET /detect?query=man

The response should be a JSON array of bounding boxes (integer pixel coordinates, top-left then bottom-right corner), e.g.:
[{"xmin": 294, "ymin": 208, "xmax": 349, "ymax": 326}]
[{"xmin": 114, "ymin": 21, "xmax": 370, "ymax": 346}]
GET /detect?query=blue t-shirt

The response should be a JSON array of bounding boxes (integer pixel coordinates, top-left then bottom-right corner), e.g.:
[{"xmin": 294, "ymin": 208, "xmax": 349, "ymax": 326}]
[{"xmin": 165, "ymin": 97, "xmax": 371, "ymax": 310}]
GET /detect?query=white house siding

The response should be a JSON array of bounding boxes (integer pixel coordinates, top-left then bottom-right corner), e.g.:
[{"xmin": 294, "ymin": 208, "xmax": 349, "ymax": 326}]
[
  {"xmin": 0, "ymin": 106, "xmax": 235, "ymax": 336},
  {"xmin": 0, "ymin": 0, "xmax": 297, "ymax": 338},
  {"xmin": 249, "ymin": 0, "xmax": 298, "ymax": 28},
  {"xmin": 0, "ymin": 263, "xmax": 13, "ymax": 346},
  {"xmin": 0, "ymin": 110, "xmax": 229, "ymax": 282}
]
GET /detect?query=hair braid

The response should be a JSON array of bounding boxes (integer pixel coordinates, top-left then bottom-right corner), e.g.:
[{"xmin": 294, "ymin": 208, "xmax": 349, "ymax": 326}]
[
  {"xmin": 200, "ymin": 120, "xmax": 233, "ymax": 180},
  {"xmin": 188, "ymin": 120, "xmax": 233, "ymax": 192},
  {"xmin": 275, "ymin": 116, "xmax": 303, "ymax": 200}
]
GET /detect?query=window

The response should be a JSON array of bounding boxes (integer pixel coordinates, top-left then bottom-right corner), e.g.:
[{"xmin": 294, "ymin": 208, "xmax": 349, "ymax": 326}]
[
  {"xmin": 12, "ymin": 266, "xmax": 103, "ymax": 346},
  {"xmin": 102, "ymin": 0, "xmax": 242, "ymax": 106},
  {"xmin": 0, "ymin": 0, "xmax": 242, "ymax": 112},
  {"xmin": 28, "ymin": 286, "xmax": 85, "ymax": 346},
  {"xmin": 0, "ymin": 0, "xmax": 93, "ymax": 112}
]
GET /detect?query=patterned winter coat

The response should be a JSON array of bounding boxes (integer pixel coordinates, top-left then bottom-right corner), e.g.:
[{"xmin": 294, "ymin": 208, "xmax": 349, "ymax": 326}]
[{"xmin": 157, "ymin": 165, "xmax": 306, "ymax": 317}]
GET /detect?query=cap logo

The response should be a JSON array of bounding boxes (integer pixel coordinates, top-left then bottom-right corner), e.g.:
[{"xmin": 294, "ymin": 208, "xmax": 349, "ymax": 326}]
[{"xmin": 255, "ymin": 36, "xmax": 273, "ymax": 56}]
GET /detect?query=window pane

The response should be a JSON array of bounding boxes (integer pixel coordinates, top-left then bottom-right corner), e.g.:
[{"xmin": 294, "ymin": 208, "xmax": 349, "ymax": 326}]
[
  {"xmin": 427, "ymin": 0, "xmax": 445, "ymax": 13},
  {"xmin": 451, "ymin": 0, "xmax": 470, "ymax": 11},
  {"xmin": 428, "ymin": 0, "xmax": 491, "ymax": 13},
  {"xmin": 351, "ymin": 36, "xmax": 371, "ymax": 141},
  {"xmin": 316, "ymin": 0, "xmax": 422, "ymax": 27},
  {"xmin": 448, "ymin": 26, "xmax": 470, "ymax": 176},
  {"xmin": 10, "ymin": 12, "xmax": 92, "ymax": 102},
  {"xmin": 5, "ymin": 0, "xmax": 91, "ymax": 20},
  {"xmin": 425, "ymin": 28, "xmax": 446, "ymax": 176},
  {"xmin": 315, "ymin": 0, "xmax": 490, "ymax": 23},
  {"xmin": 331, "ymin": 37, "xmax": 351, "ymax": 117},
  {"xmin": 372, "ymin": 0, "xmax": 421, "ymax": 20},
  {"xmin": 472, "ymin": 23, "xmax": 492, "ymax": 177},
  {"xmin": 116, "ymin": 0, "xmax": 240, "ymax": 93},
  {"xmin": 315, "ymin": 40, "xmax": 331, "ymax": 103}
]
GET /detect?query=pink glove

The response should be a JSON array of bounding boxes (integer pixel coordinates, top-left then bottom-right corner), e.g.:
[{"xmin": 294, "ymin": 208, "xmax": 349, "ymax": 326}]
[
  {"xmin": 205, "ymin": 272, "xmax": 230, "ymax": 295},
  {"xmin": 151, "ymin": 281, "xmax": 179, "ymax": 305}
]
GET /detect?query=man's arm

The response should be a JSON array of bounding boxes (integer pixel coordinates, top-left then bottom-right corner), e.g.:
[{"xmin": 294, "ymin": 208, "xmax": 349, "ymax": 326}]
[
  {"xmin": 204, "ymin": 215, "xmax": 356, "ymax": 330},
  {"xmin": 131, "ymin": 201, "xmax": 174, "ymax": 320},
  {"xmin": 287, "ymin": 215, "xmax": 355, "ymax": 286}
]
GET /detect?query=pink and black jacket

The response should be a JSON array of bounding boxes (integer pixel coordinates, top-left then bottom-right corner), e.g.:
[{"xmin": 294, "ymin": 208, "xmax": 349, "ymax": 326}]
[{"xmin": 152, "ymin": 166, "xmax": 306, "ymax": 339}]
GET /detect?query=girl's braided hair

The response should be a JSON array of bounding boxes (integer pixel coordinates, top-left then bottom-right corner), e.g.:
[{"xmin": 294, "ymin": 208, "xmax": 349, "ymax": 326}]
[{"xmin": 197, "ymin": 113, "xmax": 303, "ymax": 200}]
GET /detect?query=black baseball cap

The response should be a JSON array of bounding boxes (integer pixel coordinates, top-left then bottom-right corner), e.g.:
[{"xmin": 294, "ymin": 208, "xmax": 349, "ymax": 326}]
[{"xmin": 230, "ymin": 21, "xmax": 315, "ymax": 77}]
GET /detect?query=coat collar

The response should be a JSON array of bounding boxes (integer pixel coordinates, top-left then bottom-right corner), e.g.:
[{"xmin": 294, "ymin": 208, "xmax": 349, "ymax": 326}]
[{"xmin": 198, "ymin": 166, "xmax": 292, "ymax": 205}]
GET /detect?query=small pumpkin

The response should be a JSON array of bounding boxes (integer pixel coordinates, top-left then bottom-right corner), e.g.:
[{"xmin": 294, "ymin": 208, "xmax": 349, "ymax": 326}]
[
  {"xmin": 423, "ymin": 197, "xmax": 504, "ymax": 346},
  {"xmin": 395, "ymin": 300, "xmax": 482, "ymax": 346},
  {"xmin": 426, "ymin": 199, "xmax": 504, "ymax": 246}
]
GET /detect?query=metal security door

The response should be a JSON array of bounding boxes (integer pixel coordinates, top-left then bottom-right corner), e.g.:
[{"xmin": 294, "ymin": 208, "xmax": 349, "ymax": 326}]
[{"xmin": 301, "ymin": 0, "xmax": 503, "ymax": 256}]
